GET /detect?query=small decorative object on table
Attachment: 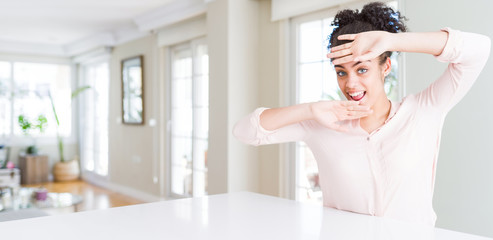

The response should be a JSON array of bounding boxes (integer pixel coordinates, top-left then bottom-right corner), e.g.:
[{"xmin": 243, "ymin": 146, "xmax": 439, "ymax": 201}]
[{"xmin": 34, "ymin": 187, "xmax": 48, "ymax": 201}]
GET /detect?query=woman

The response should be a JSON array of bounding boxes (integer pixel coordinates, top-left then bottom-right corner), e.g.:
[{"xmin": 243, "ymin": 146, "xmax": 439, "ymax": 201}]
[{"xmin": 233, "ymin": 2, "xmax": 490, "ymax": 226}]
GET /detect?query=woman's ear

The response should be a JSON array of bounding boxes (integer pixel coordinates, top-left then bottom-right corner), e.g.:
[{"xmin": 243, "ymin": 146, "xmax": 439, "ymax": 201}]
[{"xmin": 382, "ymin": 57, "xmax": 391, "ymax": 77}]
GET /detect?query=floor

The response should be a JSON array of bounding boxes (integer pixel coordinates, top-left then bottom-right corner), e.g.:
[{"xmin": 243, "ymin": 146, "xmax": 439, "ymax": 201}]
[{"xmin": 22, "ymin": 180, "xmax": 145, "ymax": 213}]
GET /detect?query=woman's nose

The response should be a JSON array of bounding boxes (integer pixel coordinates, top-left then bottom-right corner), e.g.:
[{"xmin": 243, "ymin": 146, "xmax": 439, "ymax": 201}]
[{"xmin": 346, "ymin": 75, "xmax": 360, "ymax": 88}]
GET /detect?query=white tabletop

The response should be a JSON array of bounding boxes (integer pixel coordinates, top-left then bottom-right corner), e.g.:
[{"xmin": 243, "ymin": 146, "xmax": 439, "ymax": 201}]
[{"xmin": 0, "ymin": 192, "xmax": 490, "ymax": 240}]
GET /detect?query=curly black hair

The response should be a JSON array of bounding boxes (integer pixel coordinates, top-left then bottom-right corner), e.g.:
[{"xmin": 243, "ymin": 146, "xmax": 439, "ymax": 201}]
[{"xmin": 328, "ymin": 2, "xmax": 407, "ymax": 63}]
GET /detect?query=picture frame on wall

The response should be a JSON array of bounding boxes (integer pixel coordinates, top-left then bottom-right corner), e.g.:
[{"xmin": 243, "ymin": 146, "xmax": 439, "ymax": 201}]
[{"xmin": 121, "ymin": 55, "xmax": 144, "ymax": 125}]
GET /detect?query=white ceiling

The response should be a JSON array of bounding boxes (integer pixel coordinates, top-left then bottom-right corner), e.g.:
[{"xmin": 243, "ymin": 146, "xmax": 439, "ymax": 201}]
[{"xmin": 0, "ymin": 0, "xmax": 178, "ymax": 53}]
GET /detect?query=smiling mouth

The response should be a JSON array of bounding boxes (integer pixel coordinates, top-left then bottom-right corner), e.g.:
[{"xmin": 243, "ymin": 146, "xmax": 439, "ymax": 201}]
[{"xmin": 348, "ymin": 91, "xmax": 366, "ymax": 101}]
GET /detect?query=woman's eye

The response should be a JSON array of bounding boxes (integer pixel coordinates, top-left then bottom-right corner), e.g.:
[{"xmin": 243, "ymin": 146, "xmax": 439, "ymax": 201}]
[
  {"xmin": 358, "ymin": 68, "xmax": 368, "ymax": 74},
  {"xmin": 336, "ymin": 71, "xmax": 346, "ymax": 77}
]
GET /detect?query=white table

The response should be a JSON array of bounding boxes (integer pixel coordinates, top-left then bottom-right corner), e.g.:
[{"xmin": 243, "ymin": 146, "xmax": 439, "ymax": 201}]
[{"xmin": 0, "ymin": 192, "xmax": 490, "ymax": 240}]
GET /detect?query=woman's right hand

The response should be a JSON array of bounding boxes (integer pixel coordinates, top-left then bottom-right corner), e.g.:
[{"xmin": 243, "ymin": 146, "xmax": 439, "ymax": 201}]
[{"xmin": 310, "ymin": 100, "xmax": 372, "ymax": 131}]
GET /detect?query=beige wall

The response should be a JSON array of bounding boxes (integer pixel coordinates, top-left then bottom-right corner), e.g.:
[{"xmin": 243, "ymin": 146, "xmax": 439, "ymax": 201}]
[
  {"xmin": 103, "ymin": 0, "xmax": 278, "ymax": 198},
  {"xmin": 207, "ymin": 0, "xmax": 263, "ymax": 194},
  {"xmin": 108, "ymin": 35, "xmax": 163, "ymax": 197},
  {"xmin": 258, "ymin": 0, "xmax": 281, "ymax": 197},
  {"xmin": 206, "ymin": 0, "xmax": 229, "ymax": 194},
  {"xmin": 226, "ymin": 0, "xmax": 261, "ymax": 193}
]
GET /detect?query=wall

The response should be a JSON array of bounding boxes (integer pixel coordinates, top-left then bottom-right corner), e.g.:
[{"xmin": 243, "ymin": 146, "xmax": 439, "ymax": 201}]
[
  {"xmin": 108, "ymin": 35, "xmax": 163, "ymax": 198},
  {"xmin": 402, "ymin": 0, "xmax": 493, "ymax": 237},
  {"xmin": 207, "ymin": 0, "xmax": 261, "ymax": 194},
  {"xmin": 227, "ymin": 0, "xmax": 261, "ymax": 193},
  {"xmin": 258, "ymin": 0, "xmax": 281, "ymax": 196},
  {"xmin": 206, "ymin": 0, "xmax": 229, "ymax": 194}
]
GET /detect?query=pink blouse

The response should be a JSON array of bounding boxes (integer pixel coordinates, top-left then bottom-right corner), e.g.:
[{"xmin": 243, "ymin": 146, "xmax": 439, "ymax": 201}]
[{"xmin": 233, "ymin": 28, "xmax": 491, "ymax": 226}]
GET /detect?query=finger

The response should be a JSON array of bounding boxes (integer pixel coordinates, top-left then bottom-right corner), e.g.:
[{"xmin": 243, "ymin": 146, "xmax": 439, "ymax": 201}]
[
  {"xmin": 346, "ymin": 105, "xmax": 370, "ymax": 111},
  {"xmin": 332, "ymin": 55, "xmax": 356, "ymax": 65},
  {"xmin": 353, "ymin": 51, "xmax": 379, "ymax": 62},
  {"xmin": 327, "ymin": 48, "xmax": 353, "ymax": 59},
  {"xmin": 346, "ymin": 109, "xmax": 372, "ymax": 117},
  {"xmin": 330, "ymin": 42, "xmax": 352, "ymax": 52},
  {"xmin": 340, "ymin": 101, "xmax": 360, "ymax": 107},
  {"xmin": 346, "ymin": 111, "xmax": 373, "ymax": 119},
  {"xmin": 337, "ymin": 34, "xmax": 357, "ymax": 41},
  {"xmin": 349, "ymin": 105, "xmax": 372, "ymax": 111}
]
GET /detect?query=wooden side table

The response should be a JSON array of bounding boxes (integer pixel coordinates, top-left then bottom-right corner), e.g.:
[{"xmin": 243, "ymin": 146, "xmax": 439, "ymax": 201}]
[{"xmin": 18, "ymin": 155, "xmax": 49, "ymax": 184}]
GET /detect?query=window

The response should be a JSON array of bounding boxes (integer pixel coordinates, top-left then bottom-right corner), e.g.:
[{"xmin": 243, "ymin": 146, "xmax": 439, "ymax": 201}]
[
  {"xmin": 80, "ymin": 61, "xmax": 109, "ymax": 177},
  {"xmin": 0, "ymin": 61, "xmax": 72, "ymax": 140},
  {"xmin": 291, "ymin": 1, "xmax": 401, "ymax": 204},
  {"xmin": 0, "ymin": 62, "xmax": 12, "ymax": 137},
  {"xmin": 170, "ymin": 38, "xmax": 209, "ymax": 198}
]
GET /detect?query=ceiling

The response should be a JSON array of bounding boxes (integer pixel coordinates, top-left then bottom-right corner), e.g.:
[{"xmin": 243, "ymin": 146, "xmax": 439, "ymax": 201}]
[{"xmin": 0, "ymin": 0, "xmax": 178, "ymax": 54}]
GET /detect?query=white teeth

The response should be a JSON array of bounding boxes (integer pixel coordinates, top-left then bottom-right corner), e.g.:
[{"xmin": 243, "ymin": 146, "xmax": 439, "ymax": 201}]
[{"xmin": 349, "ymin": 91, "xmax": 364, "ymax": 97}]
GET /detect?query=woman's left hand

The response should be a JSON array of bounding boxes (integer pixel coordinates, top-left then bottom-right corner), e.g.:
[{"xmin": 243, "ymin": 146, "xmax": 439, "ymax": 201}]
[{"xmin": 327, "ymin": 31, "xmax": 392, "ymax": 65}]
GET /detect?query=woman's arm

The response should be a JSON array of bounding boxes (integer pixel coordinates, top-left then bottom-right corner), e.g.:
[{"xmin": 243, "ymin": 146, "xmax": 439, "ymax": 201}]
[
  {"xmin": 233, "ymin": 101, "xmax": 372, "ymax": 146},
  {"xmin": 389, "ymin": 31, "xmax": 448, "ymax": 56},
  {"xmin": 327, "ymin": 30, "xmax": 449, "ymax": 64},
  {"xmin": 260, "ymin": 101, "xmax": 372, "ymax": 131}
]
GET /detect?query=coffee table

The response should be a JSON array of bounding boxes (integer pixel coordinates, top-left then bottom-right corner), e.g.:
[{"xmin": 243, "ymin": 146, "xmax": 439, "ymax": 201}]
[{"xmin": 0, "ymin": 187, "xmax": 83, "ymax": 219}]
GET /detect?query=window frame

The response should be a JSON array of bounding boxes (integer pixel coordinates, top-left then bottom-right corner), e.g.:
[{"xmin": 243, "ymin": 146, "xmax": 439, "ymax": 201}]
[
  {"xmin": 168, "ymin": 36, "xmax": 209, "ymax": 199},
  {"xmin": 78, "ymin": 57, "xmax": 110, "ymax": 181},
  {"xmin": 0, "ymin": 56, "xmax": 76, "ymax": 147}
]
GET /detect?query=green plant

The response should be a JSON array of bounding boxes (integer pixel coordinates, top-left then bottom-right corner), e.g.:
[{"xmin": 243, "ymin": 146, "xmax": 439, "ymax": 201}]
[
  {"xmin": 18, "ymin": 115, "xmax": 32, "ymax": 135},
  {"xmin": 17, "ymin": 114, "xmax": 48, "ymax": 154},
  {"xmin": 49, "ymin": 85, "xmax": 90, "ymax": 162},
  {"xmin": 18, "ymin": 114, "xmax": 48, "ymax": 135}
]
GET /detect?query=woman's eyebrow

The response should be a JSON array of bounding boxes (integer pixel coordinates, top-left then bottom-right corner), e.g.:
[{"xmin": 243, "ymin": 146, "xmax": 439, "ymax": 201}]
[{"xmin": 334, "ymin": 61, "xmax": 369, "ymax": 69}]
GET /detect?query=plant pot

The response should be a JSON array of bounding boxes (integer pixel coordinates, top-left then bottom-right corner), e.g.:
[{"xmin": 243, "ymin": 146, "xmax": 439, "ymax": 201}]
[{"xmin": 53, "ymin": 159, "xmax": 80, "ymax": 182}]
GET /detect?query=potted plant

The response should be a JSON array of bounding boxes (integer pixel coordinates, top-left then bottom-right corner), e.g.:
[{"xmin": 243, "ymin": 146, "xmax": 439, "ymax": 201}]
[
  {"xmin": 17, "ymin": 114, "xmax": 48, "ymax": 155},
  {"xmin": 50, "ymin": 86, "xmax": 90, "ymax": 182}
]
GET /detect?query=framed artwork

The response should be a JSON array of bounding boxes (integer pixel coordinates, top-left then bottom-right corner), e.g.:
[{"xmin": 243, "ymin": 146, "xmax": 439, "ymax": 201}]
[{"xmin": 121, "ymin": 55, "xmax": 144, "ymax": 125}]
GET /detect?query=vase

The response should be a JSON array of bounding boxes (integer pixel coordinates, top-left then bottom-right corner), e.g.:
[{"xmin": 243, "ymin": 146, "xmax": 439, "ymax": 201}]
[{"xmin": 53, "ymin": 159, "xmax": 80, "ymax": 182}]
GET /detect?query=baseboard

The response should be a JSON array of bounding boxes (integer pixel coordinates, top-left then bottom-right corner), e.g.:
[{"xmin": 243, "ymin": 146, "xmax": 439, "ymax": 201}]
[{"xmin": 81, "ymin": 174, "xmax": 166, "ymax": 203}]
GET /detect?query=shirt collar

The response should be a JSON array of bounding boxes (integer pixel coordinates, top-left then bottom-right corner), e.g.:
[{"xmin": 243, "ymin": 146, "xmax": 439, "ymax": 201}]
[{"xmin": 384, "ymin": 100, "xmax": 399, "ymax": 124}]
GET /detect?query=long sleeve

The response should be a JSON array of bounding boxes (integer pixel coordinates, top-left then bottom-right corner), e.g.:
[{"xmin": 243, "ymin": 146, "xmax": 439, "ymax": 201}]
[
  {"xmin": 232, "ymin": 107, "xmax": 312, "ymax": 146},
  {"xmin": 415, "ymin": 27, "xmax": 491, "ymax": 114}
]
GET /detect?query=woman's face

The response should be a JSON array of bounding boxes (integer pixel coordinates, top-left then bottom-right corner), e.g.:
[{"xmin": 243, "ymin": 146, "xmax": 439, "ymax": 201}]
[{"xmin": 334, "ymin": 57, "xmax": 391, "ymax": 107}]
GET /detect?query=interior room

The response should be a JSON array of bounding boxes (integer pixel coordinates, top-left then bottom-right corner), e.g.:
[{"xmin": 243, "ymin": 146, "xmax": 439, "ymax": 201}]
[{"xmin": 0, "ymin": 0, "xmax": 492, "ymax": 238}]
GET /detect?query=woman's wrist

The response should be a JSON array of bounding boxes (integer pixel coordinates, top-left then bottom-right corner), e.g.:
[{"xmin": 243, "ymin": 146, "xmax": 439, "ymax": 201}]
[
  {"xmin": 305, "ymin": 102, "xmax": 316, "ymax": 121},
  {"xmin": 387, "ymin": 31, "xmax": 448, "ymax": 55},
  {"xmin": 387, "ymin": 32, "xmax": 399, "ymax": 52}
]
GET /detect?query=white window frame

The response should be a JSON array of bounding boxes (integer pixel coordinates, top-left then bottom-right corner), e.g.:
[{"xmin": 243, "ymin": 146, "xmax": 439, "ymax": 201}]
[
  {"xmin": 0, "ymin": 56, "xmax": 76, "ymax": 147},
  {"xmin": 287, "ymin": 0, "xmax": 405, "ymax": 203},
  {"xmin": 168, "ymin": 36, "xmax": 209, "ymax": 199},
  {"xmin": 78, "ymin": 55, "xmax": 111, "ymax": 182}
]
